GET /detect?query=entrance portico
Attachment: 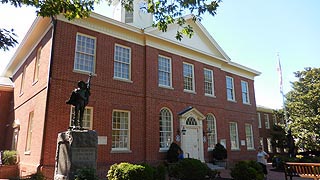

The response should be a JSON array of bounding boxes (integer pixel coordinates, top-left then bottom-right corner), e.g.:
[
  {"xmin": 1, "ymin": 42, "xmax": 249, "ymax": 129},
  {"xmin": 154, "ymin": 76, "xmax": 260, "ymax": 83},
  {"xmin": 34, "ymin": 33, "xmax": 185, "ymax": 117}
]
[{"xmin": 178, "ymin": 107, "xmax": 205, "ymax": 162}]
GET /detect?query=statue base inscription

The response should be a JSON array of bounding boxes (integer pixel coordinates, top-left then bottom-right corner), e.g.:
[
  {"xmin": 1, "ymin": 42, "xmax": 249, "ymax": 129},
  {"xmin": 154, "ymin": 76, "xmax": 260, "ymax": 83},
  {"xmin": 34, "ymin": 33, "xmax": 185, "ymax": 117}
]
[{"xmin": 54, "ymin": 129, "xmax": 97, "ymax": 180}]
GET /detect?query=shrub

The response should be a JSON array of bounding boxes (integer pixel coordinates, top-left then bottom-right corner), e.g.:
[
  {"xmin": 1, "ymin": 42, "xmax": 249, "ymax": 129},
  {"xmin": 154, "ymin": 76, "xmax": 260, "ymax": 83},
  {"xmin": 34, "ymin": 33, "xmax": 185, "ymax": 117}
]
[
  {"xmin": 230, "ymin": 160, "xmax": 264, "ymax": 180},
  {"xmin": 212, "ymin": 143, "xmax": 227, "ymax": 160},
  {"xmin": 107, "ymin": 162, "xmax": 154, "ymax": 180},
  {"xmin": 75, "ymin": 168, "xmax": 98, "ymax": 180},
  {"xmin": 169, "ymin": 158, "xmax": 216, "ymax": 180},
  {"xmin": 1, "ymin": 150, "xmax": 17, "ymax": 165}
]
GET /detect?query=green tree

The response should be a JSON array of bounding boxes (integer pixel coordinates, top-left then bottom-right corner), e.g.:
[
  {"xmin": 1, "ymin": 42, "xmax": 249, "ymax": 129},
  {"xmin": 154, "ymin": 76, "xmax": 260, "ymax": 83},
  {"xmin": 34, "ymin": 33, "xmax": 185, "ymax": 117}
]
[
  {"xmin": 1, "ymin": 0, "xmax": 221, "ymax": 51},
  {"xmin": 285, "ymin": 67, "xmax": 320, "ymax": 150}
]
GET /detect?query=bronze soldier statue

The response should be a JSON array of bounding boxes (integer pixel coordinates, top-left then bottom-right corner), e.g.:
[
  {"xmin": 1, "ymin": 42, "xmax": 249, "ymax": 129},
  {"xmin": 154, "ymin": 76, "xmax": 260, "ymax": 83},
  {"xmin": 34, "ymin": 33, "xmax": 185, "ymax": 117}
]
[{"xmin": 66, "ymin": 74, "xmax": 92, "ymax": 129}]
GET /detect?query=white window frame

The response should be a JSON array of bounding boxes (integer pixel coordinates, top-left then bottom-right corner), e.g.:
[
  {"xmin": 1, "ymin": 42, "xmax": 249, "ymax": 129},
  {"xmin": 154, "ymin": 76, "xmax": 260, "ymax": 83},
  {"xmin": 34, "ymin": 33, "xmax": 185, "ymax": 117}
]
[
  {"xmin": 114, "ymin": 44, "xmax": 132, "ymax": 81},
  {"xmin": 257, "ymin": 113, "xmax": 262, "ymax": 128},
  {"xmin": 259, "ymin": 137, "xmax": 264, "ymax": 147},
  {"xmin": 112, "ymin": 110, "xmax": 130, "ymax": 151},
  {"xmin": 204, "ymin": 68, "xmax": 214, "ymax": 96},
  {"xmin": 70, "ymin": 106, "xmax": 93, "ymax": 130},
  {"xmin": 226, "ymin": 76, "xmax": 235, "ymax": 101},
  {"xmin": 245, "ymin": 124, "xmax": 254, "ymax": 150},
  {"xmin": 229, "ymin": 122, "xmax": 239, "ymax": 150},
  {"xmin": 241, "ymin": 81, "xmax": 250, "ymax": 104},
  {"xmin": 158, "ymin": 55, "xmax": 172, "ymax": 88},
  {"xmin": 267, "ymin": 137, "xmax": 273, "ymax": 153},
  {"xmin": 25, "ymin": 111, "xmax": 34, "ymax": 153},
  {"xmin": 206, "ymin": 114, "xmax": 217, "ymax": 150},
  {"xmin": 159, "ymin": 108, "xmax": 173, "ymax": 151},
  {"xmin": 265, "ymin": 114, "xmax": 270, "ymax": 129},
  {"xmin": 33, "ymin": 46, "xmax": 42, "ymax": 83},
  {"xmin": 74, "ymin": 33, "xmax": 96, "ymax": 73},
  {"xmin": 20, "ymin": 65, "xmax": 27, "ymax": 95},
  {"xmin": 183, "ymin": 62, "xmax": 195, "ymax": 92}
]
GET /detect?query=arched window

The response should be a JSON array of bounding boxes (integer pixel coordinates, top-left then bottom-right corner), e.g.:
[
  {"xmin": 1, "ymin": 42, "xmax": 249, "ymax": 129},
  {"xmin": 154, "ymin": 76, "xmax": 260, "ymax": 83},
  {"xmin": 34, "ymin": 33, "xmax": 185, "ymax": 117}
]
[
  {"xmin": 159, "ymin": 108, "xmax": 173, "ymax": 150},
  {"xmin": 207, "ymin": 114, "xmax": 217, "ymax": 149},
  {"xmin": 186, "ymin": 117, "xmax": 197, "ymax": 125}
]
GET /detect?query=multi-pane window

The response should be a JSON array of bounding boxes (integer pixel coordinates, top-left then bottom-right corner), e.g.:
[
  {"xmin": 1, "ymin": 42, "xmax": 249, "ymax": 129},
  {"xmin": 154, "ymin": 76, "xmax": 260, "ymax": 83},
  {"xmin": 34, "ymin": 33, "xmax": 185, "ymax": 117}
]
[
  {"xmin": 259, "ymin": 137, "xmax": 264, "ymax": 147},
  {"xmin": 186, "ymin": 117, "xmax": 197, "ymax": 125},
  {"xmin": 183, "ymin": 63, "xmax": 194, "ymax": 92},
  {"xmin": 158, "ymin": 56, "xmax": 172, "ymax": 87},
  {"xmin": 114, "ymin": 45, "xmax": 131, "ymax": 80},
  {"xmin": 257, "ymin": 113, "xmax": 261, "ymax": 128},
  {"xmin": 125, "ymin": 8, "xmax": 133, "ymax": 23},
  {"xmin": 74, "ymin": 33, "xmax": 96, "ymax": 73},
  {"xmin": 33, "ymin": 46, "xmax": 41, "ymax": 82},
  {"xmin": 112, "ymin": 110, "xmax": 130, "ymax": 150},
  {"xmin": 204, "ymin": 69, "xmax": 214, "ymax": 96},
  {"xmin": 70, "ymin": 107, "xmax": 93, "ymax": 129},
  {"xmin": 159, "ymin": 108, "xmax": 173, "ymax": 150},
  {"xmin": 245, "ymin": 124, "xmax": 254, "ymax": 150},
  {"xmin": 265, "ymin": 114, "xmax": 270, "ymax": 129},
  {"xmin": 241, "ymin": 81, "xmax": 250, "ymax": 104},
  {"xmin": 267, "ymin": 137, "xmax": 273, "ymax": 153},
  {"xmin": 226, "ymin": 76, "xmax": 235, "ymax": 101},
  {"xmin": 20, "ymin": 65, "xmax": 27, "ymax": 94},
  {"xmin": 25, "ymin": 111, "xmax": 34, "ymax": 152},
  {"xmin": 206, "ymin": 114, "xmax": 217, "ymax": 150},
  {"xmin": 229, "ymin": 122, "xmax": 239, "ymax": 150}
]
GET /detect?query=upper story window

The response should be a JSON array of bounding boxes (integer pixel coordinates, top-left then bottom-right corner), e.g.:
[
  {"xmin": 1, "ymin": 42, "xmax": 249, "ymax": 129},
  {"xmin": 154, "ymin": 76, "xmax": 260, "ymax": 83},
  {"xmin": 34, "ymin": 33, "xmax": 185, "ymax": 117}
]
[
  {"xmin": 264, "ymin": 114, "xmax": 270, "ymax": 129},
  {"xmin": 226, "ymin": 76, "xmax": 235, "ymax": 101},
  {"xmin": 230, "ymin": 122, "xmax": 239, "ymax": 150},
  {"xmin": 70, "ymin": 107, "xmax": 93, "ymax": 130},
  {"xmin": 257, "ymin": 112, "xmax": 262, "ymax": 128},
  {"xmin": 114, "ymin": 44, "xmax": 131, "ymax": 81},
  {"xmin": 20, "ymin": 65, "xmax": 27, "ymax": 95},
  {"xmin": 159, "ymin": 108, "xmax": 173, "ymax": 150},
  {"xmin": 206, "ymin": 114, "xmax": 217, "ymax": 150},
  {"xmin": 204, "ymin": 69, "xmax": 214, "ymax": 96},
  {"xmin": 241, "ymin": 81, "xmax": 250, "ymax": 104},
  {"xmin": 183, "ymin": 63, "xmax": 195, "ymax": 92},
  {"xmin": 33, "ymin": 46, "xmax": 42, "ymax": 82},
  {"xmin": 112, "ymin": 110, "xmax": 130, "ymax": 151},
  {"xmin": 158, "ymin": 55, "xmax": 172, "ymax": 87},
  {"xmin": 125, "ymin": 5, "xmax": 133, "ymax": 23},
  {"xmin": 74, "ymin": 33, "xmax": 96, "ymax": 73}
]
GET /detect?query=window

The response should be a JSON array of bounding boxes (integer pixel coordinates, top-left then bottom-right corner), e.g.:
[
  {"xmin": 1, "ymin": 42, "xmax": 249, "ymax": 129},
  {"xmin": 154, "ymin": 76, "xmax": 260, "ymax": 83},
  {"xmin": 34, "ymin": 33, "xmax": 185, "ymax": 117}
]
[
  {"xmin": 159, "ymin": 108, "xmax": 173, "ymax": 150},
  {"xmin": 206, "ymin": 114, "xmax": 217, "ymax": 150},
  {"xmin": 229, "ymin": 122, "xmax": 239, "ymax": 150},
  {"xmin": 125, "ymin": 6, "xmax": 133, "ymax": 23},
  {"xmin": 74, "ymin": 33, "xmax": 96, "ymax": 73},
  {"xmin": 112, "ymin": 110, "xmax": 130, "ymax": 150},
  {"xmin": 259, "ymin": 137, "xmax": 264, "ymax": 147},
  {"xmin": 20, "ymin": 65, "xmax": 27, "ymax": 95},
  {"xmin": 204, "ymin": 69, "xmax": 214, "ymax": 96},
  {"xmin": 241, "ymin": 81, "xmax": 250, "ymax": 104},
  {"xmin": 245, "ymin": 124, "xmax": 254, "ymax": 150},
  {"xmin": 267, "ymin": 137, "xmax": 273, "ymax": 153},
  {"xmin": 257, "ymin": 113, "xmax": 261, "ymax": 128},
  {"xmin": 70, "ymin": 107, "xmax": 93, "ymax": 129},
  {"xmin": 265, "ymin": 114, "xmax": 270, "ymax": 129},
  {"xmin": 183, "ymin": 63, "xmax": 195, "ymax": 92},
  {"xmin": 226, "ymin": 76, "xmax": 235, "ymax": 101},
  {"xmin": 186, "ymin": 117, "xmax": 197, "ymax": 125},
  {"xmin": 273, "ymin": 115, "xmax": 277, "ymax": 124},
  {"xmin": 12, "ymin": 128, "xmax": 19, "ymax": 151},
  {"xmin": 158, "ymin": 56, "xmax": 172, "ymax": 87},
  {"xmin": 114, "ymin": 44, "xmax": 131, "ymax": 80},
  {"xmin": 33, "ymin": 46, "xmax": 41, "ymax": 82},
  {"xmin": 25, "ymin": 111, "xmax": 34, "ymax": 152}
]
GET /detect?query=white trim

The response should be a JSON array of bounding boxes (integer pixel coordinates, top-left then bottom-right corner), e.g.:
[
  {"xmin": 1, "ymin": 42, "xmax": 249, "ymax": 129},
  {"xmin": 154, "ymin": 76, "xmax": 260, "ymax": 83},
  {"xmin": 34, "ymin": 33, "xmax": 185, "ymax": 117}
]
[
  {"xmin": 158, "ymin": 55, "xmax": 173, "ymax": 88},
  {"xmin": 74, "ymin": 33, "xmax": 97, "ymax": 74},
  {"xmin": 111, "ymin": 109, "xmax": 131, "ymax": 151},
  {"xmin": 183, "ymin": 62, "xmax": 195, "ymax": 92},
  {"xmin": 241, "ymin": 80, "xmax": 250, "ymax": 104},
  {"xmin": 114, "ymin": 44, "xmax": 132, "ymax": 81},
  {"xmin": 159, "ymin": 107, "xmax": 173, "ymax": 151},
  {"xmin": 204, "ymin": 68, "xmax": 214, "ymax": 96},
  {"xmin": 226, "ymin": 76, "xmax": 235, "ymax": 101},
  {"xmin": 229, "ymin": 122, "xmax": 239, "ymax": 150}
]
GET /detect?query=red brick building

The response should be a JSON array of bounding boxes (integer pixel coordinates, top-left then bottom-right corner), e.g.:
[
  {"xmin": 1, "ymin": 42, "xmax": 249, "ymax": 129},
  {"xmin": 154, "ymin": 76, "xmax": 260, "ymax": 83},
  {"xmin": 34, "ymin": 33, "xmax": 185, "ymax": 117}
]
[{"xmin": 1, "ymin": 2, "xmax": 261, "ymax": 178}]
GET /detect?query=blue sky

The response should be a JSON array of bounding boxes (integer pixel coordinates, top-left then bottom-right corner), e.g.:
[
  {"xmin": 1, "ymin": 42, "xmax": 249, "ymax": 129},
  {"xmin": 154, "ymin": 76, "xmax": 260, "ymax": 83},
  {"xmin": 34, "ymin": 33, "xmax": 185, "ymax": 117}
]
[{"xmin": 1, "ymin": 1, "xmax": 319, "ymax": 109}]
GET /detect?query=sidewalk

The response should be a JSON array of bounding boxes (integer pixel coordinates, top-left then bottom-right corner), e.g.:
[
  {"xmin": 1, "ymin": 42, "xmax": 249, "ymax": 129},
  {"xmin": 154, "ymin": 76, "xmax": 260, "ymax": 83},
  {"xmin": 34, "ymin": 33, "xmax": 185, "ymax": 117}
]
[{"xmin": 215, "ymin": 163, "xmax": 308, "ymax": 180}]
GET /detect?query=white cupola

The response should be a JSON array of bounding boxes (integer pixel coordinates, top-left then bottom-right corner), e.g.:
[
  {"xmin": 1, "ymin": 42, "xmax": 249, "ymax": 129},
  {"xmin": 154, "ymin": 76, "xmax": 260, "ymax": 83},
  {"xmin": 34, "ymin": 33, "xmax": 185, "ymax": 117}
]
[{"xmin": 112, "ymin": 0, "xmax": 153, "ymax": 29}]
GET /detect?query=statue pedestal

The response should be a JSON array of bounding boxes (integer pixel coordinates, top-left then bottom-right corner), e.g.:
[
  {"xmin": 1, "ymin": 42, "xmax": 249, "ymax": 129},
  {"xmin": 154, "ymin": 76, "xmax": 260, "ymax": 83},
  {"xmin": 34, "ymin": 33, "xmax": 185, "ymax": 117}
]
[{"xmin": 54, "ymin": 129, "xmax": 97, "ymax": 180}]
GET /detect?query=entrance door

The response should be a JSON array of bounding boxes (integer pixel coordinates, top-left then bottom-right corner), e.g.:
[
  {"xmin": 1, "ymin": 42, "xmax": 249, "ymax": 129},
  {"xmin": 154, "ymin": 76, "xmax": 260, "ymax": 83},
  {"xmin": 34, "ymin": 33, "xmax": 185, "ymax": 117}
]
[{"xmin": 183, "ymin": 127, "xmax": 200, "ymax": 159}]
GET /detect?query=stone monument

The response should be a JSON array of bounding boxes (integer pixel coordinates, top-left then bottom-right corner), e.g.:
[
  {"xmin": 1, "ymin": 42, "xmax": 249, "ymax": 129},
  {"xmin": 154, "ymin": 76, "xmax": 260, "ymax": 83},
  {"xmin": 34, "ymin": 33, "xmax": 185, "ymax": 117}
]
[{"xmin": 54, "ymin": 74, "xmax": 97, "ymax": 180}]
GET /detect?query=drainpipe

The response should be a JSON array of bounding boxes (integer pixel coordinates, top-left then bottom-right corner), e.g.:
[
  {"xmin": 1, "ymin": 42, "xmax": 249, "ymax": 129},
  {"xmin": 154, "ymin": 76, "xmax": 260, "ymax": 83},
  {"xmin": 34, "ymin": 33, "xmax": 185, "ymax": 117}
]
[{"xmin": 37, "ymin": 16, "xmax": 57, "ymax": 174}]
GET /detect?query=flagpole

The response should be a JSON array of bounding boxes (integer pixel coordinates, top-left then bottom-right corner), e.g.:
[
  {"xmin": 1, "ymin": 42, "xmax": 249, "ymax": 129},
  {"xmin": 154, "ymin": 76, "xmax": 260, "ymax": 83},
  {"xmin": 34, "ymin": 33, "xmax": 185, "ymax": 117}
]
[{"xmin": 277, "ymin": 53, "xmax": 288, "ymax": 130}]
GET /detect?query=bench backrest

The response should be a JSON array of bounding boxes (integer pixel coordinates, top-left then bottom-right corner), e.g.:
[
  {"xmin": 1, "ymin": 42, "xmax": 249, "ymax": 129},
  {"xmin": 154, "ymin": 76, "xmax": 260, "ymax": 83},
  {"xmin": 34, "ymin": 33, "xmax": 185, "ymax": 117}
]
[{"xmin": 284, "ymin": 162, "xmax": 320, "ymax": 178}]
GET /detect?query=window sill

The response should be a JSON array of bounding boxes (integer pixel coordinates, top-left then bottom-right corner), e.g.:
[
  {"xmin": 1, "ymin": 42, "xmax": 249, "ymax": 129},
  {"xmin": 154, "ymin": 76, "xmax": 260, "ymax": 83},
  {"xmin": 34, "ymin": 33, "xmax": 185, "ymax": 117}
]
[
  {"xmin": 159, "ymin": 149, "xmax": 169, "ymax": 153},
  {"xmin": 73, "ymin": 69, "xmax": 96, "ymax": 76},
  {"xmin": 184, "ymin": 90, "xmax": 196, "ymax": 94},
  {"xmin": 227, "ymin": 99, "xmax": 237, "ymax": 103},
  {"xmin": 243, "ymin": 102, "xmax": 251, "ymax": 106},
  {"xmin": 205, "ymin": 94, "xmax": 216, "ymax": 98},
  {"xmin": 231, "ymin": 149, "xmax": 240, "ymax": 151},
  {"xmin": 113, "ymin": 77, "xmax": 133, "ymax": 83},
  {"xmin": 19, "ymin": 92, "xmax": 24, "ymax": 97},
  {"xmin": 159, "ymin": 85, "xmax": 174, "ymax": 90},
  {"xmin": 111, "ymin": 150, "xmax": 132, "ymax": 153},
  {"xmin": 32, "ymin": 80, "xmax": 38, "ymax": 86},
  {"xmin": 24, "ymin": 151, "xmax": 31, "ymax": 155}
]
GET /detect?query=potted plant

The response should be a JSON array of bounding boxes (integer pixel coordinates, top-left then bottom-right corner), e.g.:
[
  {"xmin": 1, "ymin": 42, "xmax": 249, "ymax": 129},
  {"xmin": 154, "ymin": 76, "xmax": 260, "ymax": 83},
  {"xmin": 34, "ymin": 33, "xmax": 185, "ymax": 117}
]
[
  {"xmin": 0, "ymin": 150, "xmax": 19, "ymax": 179},
  {"xmin": 212, "ymin": 143, "xmax": 227, "ymax": 167}
]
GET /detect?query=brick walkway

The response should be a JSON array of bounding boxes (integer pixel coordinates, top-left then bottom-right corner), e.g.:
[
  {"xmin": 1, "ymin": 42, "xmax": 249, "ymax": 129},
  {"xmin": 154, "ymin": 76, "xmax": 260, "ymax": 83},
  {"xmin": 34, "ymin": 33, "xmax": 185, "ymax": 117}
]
[{"xmin": 216, "ymin": 163, "xmax": 308, "ymax": 180}]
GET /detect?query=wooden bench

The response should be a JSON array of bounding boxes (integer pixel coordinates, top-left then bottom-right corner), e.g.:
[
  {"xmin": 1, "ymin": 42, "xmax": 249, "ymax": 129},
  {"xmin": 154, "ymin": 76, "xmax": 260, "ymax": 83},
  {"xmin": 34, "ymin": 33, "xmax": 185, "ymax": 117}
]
[{"xmin": 284, "ymin": 162, "xmax": 320, "ymax": 180}]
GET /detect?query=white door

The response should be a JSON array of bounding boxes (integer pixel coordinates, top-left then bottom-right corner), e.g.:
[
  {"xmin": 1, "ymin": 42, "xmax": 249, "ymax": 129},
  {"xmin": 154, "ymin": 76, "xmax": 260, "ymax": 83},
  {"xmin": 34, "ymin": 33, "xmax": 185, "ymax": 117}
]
[{"xmin": 183, "ymin": 127, "xmax": 200, "ymax": 159}]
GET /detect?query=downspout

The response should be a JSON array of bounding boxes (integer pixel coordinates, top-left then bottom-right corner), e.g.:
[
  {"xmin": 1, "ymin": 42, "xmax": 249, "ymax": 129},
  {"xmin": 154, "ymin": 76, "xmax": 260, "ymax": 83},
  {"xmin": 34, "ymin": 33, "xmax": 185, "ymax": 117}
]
[{"xmin": 37, "ymin": 16, "xmax": 57, "ymax": 173}]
